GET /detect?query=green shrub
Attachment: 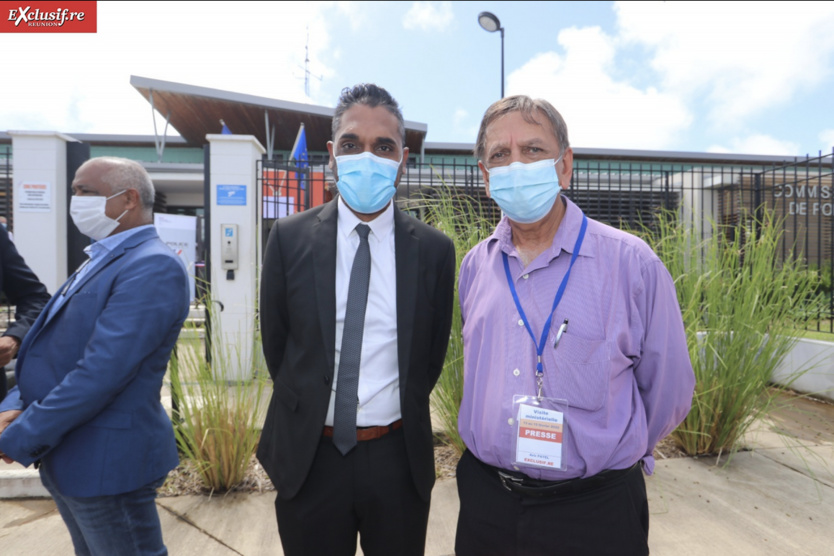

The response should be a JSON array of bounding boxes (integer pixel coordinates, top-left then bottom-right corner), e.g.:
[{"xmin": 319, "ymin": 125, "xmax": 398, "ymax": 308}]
[
  {"xmin": 168, "ymin": 308, "xmax": 268, "ymax": 492},
  {"xmin": 646, "ymin": 212, "xmax": 818, "ymax": 457},
  {"xmin": 421, "ymin": 188, "xmax": 494, "ymax": 455}
]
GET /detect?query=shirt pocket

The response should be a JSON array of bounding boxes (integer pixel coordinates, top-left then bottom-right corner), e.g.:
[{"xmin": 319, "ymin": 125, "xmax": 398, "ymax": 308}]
[{"xmin": 549, "ymin": 335, "xmax": 610, "ymax": 412}]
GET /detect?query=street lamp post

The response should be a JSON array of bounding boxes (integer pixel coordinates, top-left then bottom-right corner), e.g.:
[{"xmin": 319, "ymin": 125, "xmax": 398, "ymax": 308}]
[{"xmin": 478, "ymin": 11, "xmax": 504, "ymax": 98}]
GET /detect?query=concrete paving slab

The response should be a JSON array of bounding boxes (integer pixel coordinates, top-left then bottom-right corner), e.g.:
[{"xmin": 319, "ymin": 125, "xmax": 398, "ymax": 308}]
[
  {"xmin": 156, "ymin": 480, "xmax": 458, "ymax": 556},
  {"xmin": 0, "ymin": 498, "xmax": 71, "ymax": 552},
  {"xmin": 425, "ymin": 478, "xmax": 458, "ymax": 556},
  {"xmin": 756, "ymin": 444, "xmax": 834, "ymax": 489},
  {"xmin": 158, "ymin": 493, "xmax": 280, "ymax": 556},
  {"xmin": 647, "ymin": 451, "xmax": 834, "ymax": 555}
]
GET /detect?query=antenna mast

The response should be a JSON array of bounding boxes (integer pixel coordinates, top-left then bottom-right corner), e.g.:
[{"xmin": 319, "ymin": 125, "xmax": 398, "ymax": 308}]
[{"xmin": 301, "ymin": 27, "xmax": 322, "ymax": 98}]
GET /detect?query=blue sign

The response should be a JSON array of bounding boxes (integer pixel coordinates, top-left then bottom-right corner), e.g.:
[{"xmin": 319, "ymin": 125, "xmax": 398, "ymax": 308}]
[
  {"xmin": 225, "ymin": 227, "xmax": 234, "ymax": 237},
  {"xmin": 217, "ymin": 185, "xmax": 246, "ymax": 206}
]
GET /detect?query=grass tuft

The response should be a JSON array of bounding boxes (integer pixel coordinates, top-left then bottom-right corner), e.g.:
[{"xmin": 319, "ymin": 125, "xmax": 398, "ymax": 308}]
[
  {"xmin": 168, "ymin": 306, "xmax": 269, "ymax": 492},
  {"xmin": 419, "ymin": 184, "xmax": 494, "ymax": 455},
  {"xmin": 643, "ymin": 211, "xmax": 819, "ymax": 456}
]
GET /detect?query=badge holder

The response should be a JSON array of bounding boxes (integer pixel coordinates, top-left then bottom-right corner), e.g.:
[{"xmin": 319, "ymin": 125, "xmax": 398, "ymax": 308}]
[{"xmin": 512, "ymin": 373, "xmax": 569, "ymax": 471}]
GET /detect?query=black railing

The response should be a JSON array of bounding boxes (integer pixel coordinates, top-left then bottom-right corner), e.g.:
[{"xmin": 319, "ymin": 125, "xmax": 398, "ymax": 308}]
[
  {"xmin": 258, "ymin": 153, "xmax": 834, "ymax": 332},
  {"xmin": 0, "ymin": 144, "xmax": 10, "ymax": 228},
  {"xmin": 0, "ymin": 145, "xmax": 12, "ymax": 330}
]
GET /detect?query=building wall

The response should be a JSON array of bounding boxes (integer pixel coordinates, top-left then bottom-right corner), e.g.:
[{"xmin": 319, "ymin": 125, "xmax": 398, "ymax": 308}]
[{"xmin": 90, "ymin": 145, "xmax": 203, "ymax": 163}]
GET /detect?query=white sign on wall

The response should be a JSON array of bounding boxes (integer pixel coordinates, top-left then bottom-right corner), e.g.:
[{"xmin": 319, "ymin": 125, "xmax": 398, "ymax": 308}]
[{"xmin": 18, "ymin": 182, "xmax": 51, "ymax": 212}]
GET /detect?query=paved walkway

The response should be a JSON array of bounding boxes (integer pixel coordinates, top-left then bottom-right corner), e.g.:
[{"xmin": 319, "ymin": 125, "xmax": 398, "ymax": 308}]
[{"xmin": 1, "ymin": 393, "xmax": 833, "ymax": 555}]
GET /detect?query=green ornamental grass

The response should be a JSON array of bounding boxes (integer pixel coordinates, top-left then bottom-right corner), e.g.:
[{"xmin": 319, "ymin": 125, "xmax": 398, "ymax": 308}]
[
  {"xmin": 646, "ymin": 211, "xmax": 818, "ymax": 457},
  {"xmin": 168, "ymin": 307, "xmax": 269, "ymax": 492},
  {"xmin": 421, "ymin": 186, "xmax": 495, "ymax": 455}
]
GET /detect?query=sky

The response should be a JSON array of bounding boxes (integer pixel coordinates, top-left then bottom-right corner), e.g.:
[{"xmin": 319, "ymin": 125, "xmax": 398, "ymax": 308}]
[{"xmin": 3, "ymin": 1, "xmax": 834, "ymax": 157}]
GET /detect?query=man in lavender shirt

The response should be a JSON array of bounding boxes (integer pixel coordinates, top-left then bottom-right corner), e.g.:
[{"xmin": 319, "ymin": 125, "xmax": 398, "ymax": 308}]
[{"xmin": 455, "ymin": 95, "xmax": 695, "ymax": 556}]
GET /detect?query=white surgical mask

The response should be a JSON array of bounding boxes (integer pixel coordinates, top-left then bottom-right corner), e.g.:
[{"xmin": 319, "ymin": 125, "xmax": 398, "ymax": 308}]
[{"xmin": 70, "ymin": 189, "xmax": 128, "ymax": 240}]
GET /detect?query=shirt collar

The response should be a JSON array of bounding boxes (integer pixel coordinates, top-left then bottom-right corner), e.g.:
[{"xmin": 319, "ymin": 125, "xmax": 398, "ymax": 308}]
[
  {"xmin": 337, "ymin": 196, "xmax": 395, "ymax": 243},
  {"xmin": 549, "ymin": 197, "xmax": 594, "ymax": 259},
  {"xmin": 83, "ymin": 224, "xmax": 155, "ymax": 261},
  {"xmin": 490, "ymin": 196, "xmax": 595, "ymax": 262}
]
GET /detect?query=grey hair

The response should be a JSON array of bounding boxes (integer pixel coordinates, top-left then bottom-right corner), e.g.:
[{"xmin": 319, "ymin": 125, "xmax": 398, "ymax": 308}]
[
  {"xmin": 474, "ymin": 95, "xmax": 570, "ymax": 161},
  {"xmin": 84, "ymin": 157, "xmax": 155, "ymax": 213},
  {"xmin": 332, "ymin": 83, "xmax": 406, "ymax": 145}
]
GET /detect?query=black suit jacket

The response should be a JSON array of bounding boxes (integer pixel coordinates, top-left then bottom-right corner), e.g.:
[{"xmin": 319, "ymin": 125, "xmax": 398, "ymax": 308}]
[
  {"xmin": 257, "ymin": 199, "xmax": 455, "ymax": 501},
  {"xmin": 0, "ymin": 226, "xmax": 50, "ymax": 400},
  {"xmin": 0, "ymin": 226, "xmax": 50, "ymax": 342}
]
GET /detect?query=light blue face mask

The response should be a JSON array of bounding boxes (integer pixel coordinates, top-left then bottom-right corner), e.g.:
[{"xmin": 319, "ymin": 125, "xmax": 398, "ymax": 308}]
[
  {"xmin": 335, "ymin": 152, "xmax": 402, "ymax": 214},
  {"xmin": 487, "ymin": 156, "xmax": 564, "ymax": 224}
]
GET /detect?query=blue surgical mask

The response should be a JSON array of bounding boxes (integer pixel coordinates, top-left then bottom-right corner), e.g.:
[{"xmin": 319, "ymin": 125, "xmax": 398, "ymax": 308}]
[
  {"xmin": 487, "ymin": 156, "xmax": 563, "ymax": 224},
  {"xmin": 335, "ymin": 152, "xmax": 401, "ymax": 214}
]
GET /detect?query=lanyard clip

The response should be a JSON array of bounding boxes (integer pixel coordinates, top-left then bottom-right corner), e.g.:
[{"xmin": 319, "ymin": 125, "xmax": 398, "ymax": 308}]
[{"xmin": 536, "ymin": 373, "xmax": 544, "ymax": 399}]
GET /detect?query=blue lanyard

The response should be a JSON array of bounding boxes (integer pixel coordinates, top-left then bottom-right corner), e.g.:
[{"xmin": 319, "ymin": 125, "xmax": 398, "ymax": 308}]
[{"xmin": 502, "ymin": 215, "xmax": 587, "ymax": 382}]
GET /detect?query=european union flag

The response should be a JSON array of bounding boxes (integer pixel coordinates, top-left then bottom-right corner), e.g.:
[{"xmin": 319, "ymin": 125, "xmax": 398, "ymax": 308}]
[{"xmin": 290, "ymin": 123, "xmax": 309, "ymax": 190}]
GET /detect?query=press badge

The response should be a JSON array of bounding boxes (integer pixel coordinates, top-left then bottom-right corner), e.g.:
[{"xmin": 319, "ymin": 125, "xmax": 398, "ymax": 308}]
[{"xmin": 513, "ymin": 395, "xmax": 568, "ymax": 471}]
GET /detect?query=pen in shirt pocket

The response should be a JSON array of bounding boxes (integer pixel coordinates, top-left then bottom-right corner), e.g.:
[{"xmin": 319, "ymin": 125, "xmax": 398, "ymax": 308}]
[{"xmin": 553, "ymin": 319, "xmax": 569, "ymax": 349}]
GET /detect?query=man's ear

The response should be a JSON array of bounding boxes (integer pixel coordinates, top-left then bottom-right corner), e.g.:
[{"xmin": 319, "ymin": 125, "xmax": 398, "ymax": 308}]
[
  {"xmin": 478, "ymin": 160, "xmax": 491, "ymax": 197},
  {"xmin": 327, "ymin": 141, "xmax": 337, "ymax": 179},
  {"xmin": 125, "ymin": 188, "xmax": 142, "ymax": 210},
  {"xmin": 557, "ymin": 147, "xmax": 574, "ymax": 191},
  {"xmin": 397, "ymin": 147, "xmax": 410, "ymax": 183}
]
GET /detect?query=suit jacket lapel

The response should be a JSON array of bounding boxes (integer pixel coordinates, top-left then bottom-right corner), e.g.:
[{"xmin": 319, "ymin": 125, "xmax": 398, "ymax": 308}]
[
  {"xmin": 394, "ymin": 207, "xmax": 419, "ymax": 393},
  {"xmin": 71, "ymin": 228, "xmax": 156, "ymax": 293},
  {"xmin": 43, "ymin": 228, "xmax": 158, "ymax": 327},
  {"xmin": 313, "ymin": 201, "xmax": 339, "ymax": 375}
]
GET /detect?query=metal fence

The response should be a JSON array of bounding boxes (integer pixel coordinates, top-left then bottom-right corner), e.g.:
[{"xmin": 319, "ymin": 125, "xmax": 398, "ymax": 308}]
[
  {"xmin": 258, "ymin": 152, "xmax": 834, "ymax": 332},
  {"xmin": 0, "ymin": 145, "xmax": 10, "ymax": 227},
  {"xmin": 0, "ymin": 145, "xmax": 12, "ymax": 327}
]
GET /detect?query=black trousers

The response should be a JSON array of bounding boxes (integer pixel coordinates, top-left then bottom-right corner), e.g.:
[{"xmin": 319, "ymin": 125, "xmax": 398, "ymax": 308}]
[
  {"xmin": 274, "ymin": 427, "xmax": 429, "ymax": 556},
  {"xmin": 455, "ymin": 449, "xmax": 649, "ymax": 556}
]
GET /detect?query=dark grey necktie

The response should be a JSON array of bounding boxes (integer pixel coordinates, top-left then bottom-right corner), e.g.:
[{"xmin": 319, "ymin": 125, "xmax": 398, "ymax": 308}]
[{"xmin": 333, "ymin": 223, "xmax": 372, "ymax": 455}]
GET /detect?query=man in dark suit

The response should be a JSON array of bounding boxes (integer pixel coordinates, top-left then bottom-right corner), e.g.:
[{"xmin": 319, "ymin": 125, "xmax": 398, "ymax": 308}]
[
  {"xmin": 257, "ymin": 84, "xmax": 455, "ymax": 556},
  {"xmin": 0, "ymin": 157, "xmax": 190, "ymax": 555},
  {"xmin": 0, "ymin": 224, "xmax": 50, "ymax": 400}
]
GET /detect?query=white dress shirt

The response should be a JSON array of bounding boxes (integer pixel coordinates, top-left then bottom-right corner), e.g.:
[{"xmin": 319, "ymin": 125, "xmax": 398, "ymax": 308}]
[{"xmin": 325, "ymin": 197, "xmax": 400, "ymax": 427}]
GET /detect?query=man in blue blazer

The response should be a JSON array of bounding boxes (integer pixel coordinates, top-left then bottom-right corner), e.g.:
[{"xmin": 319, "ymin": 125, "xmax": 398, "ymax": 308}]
[{"xmin": 0, "ymin": 157, "xmax": 190, "ymax": 556}]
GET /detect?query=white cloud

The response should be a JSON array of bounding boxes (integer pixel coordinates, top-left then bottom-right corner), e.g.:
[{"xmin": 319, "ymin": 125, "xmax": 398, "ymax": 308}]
[
  {"xmin": 507, "ymin": 26, "xmax": 692, "ymax": 150},
  {"xmin": 402, "ymin": 2, "xmax": 453, "ymax": 32},
  {"xmin": 0, "ymin": 2, "xmax": 335, "ymax": 135},
  {"xmin": 707, "ymin": 134, "xmax": 801, "ymax": 156},
  {"xmin": 326, "ymin": 1, "xmax": 367, "ymax": 32},
  {"xmin": 505, "ymin": 3, "xmax": 834, "ymax": 151},
  {"xmin": 820, "ymin": 129, "xmax": 834, "ymax": 150},
  {"xmin": 614, "ymin": 1, "xmax": 834, "ymax": 128},
  {"xmin": 448, "ymin": 107, "xmax": 479, "ymax": 142}
]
